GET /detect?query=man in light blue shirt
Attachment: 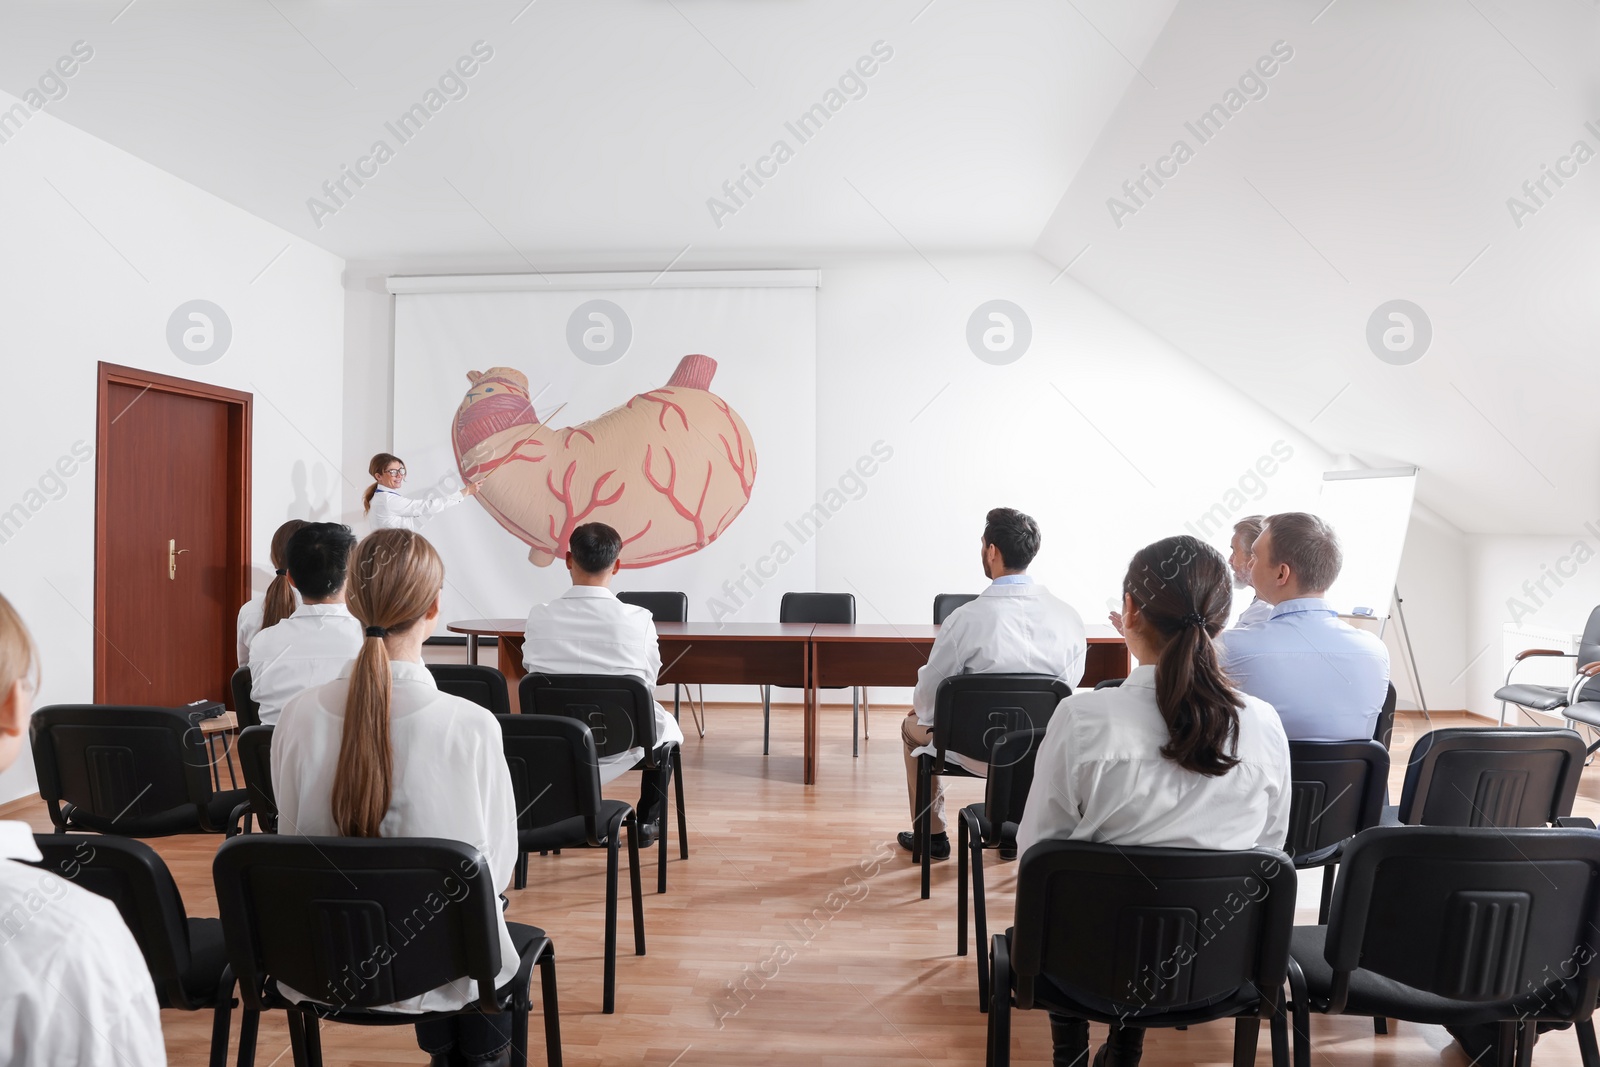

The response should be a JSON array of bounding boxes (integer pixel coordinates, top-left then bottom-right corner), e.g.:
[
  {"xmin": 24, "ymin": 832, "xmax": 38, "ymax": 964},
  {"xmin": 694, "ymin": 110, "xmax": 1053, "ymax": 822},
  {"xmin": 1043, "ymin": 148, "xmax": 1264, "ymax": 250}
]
[{"xmin": 1217, "ymin": 512, "xmax": 1389, "ymax": 741}]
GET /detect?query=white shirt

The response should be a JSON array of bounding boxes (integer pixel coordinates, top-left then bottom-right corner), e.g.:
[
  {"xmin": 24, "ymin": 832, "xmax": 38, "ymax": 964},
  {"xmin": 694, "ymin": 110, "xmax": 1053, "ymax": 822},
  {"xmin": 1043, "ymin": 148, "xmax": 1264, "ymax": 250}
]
[
  {"xmin": 1015, "ymin": 666, "xmax": 1292, "ymax": 856},
  {"xmin": 1235, "ymin": 596, "xmax": 1272, "ymax": 628},
  {"xmin": 271, "ymin": 660, "xmax": 519, "ymax": 1013},
  {"xmin": 249, "ymin": 603, "xmax": 365, "ymax": 725},
  {"xmin": 1217, "ymin": 597, "xmax": 1391, "ymax": 742},
  {"xmin": 236, "ymin": 586, "xmax": 302, "ymax": 667},
  {"xmin": 0, "ymin": 822, "xmax": 168, "ymax": 1066},
  {"xmin": 369, "ymin": 485, "xmax": 464, "ymax": 532},
  {"xmin": 910, "ymin": 576, "xmax": 1087, "ymax": 772},
  {"xmin": 523, "ymin": 586, "xmax": 685, "ymax": 784}
]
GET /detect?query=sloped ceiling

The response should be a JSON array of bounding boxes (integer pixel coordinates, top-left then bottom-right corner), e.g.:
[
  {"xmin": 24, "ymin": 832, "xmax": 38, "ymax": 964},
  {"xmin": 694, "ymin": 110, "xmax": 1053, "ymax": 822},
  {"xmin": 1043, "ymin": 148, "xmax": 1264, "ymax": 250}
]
[
  {"xmin": 5, "ymin": 0, "xmax": 1593, "ymax": 537},
  {"xmin": 1035, "ymin": 0, "xmax": 1600, "ymax": 535},
  {"xmin": 0, "ymin": 0, "xmax": 1175, "ymax": 258}
]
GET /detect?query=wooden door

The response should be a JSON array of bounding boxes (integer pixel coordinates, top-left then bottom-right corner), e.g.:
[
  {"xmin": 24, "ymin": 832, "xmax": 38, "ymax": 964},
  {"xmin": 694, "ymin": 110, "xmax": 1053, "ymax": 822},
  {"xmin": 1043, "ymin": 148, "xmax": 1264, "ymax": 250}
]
[{"xmin": 95, "ymin": 363, "xmax": 250, "ymax": 706}]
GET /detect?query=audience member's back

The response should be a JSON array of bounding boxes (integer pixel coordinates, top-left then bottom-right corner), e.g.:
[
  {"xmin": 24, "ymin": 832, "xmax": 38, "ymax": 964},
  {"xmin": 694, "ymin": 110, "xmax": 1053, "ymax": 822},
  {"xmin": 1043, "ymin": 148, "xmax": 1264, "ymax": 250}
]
[
  {"xmin": 0, "ymin": 593, "xmax": 167, "ymax": 1065},
  {"xmin": 1217, "ymin": 512, "xmax": 1389, "ymax": 741},
  {"xmin": 249, "ymin": 522, "xmax": 363, "ymax": 724}
]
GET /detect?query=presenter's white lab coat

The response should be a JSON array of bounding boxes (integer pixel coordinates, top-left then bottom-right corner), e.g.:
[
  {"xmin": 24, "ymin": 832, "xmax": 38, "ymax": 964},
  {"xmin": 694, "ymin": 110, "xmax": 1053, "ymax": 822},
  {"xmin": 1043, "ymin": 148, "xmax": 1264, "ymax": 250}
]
[
  {"xmin": 369, "ymin": 485, "xmax": 465, "ymax": 531},
  {"xmin": 909, "ymin": 577, "xmax": 1088, "ymax": 772},
  {"xmin": 523, "ymin": 586, "xmax": 685, "ymax": 784}
]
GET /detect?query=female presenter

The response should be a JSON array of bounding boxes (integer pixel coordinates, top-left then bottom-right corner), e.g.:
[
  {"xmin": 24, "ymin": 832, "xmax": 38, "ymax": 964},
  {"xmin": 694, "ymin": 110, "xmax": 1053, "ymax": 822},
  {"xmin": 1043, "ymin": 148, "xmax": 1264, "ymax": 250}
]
[{"xmin": 363, "ymin": 452, "xmax": 481, "ymax": 531}]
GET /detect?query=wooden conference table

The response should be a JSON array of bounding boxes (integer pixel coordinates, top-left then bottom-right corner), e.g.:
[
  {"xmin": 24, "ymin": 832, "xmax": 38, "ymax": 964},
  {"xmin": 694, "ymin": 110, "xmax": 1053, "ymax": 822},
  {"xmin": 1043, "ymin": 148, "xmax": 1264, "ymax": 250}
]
[{"xmin": 447, "ymin": 619, "xmax": 1129, "ymax": 785}]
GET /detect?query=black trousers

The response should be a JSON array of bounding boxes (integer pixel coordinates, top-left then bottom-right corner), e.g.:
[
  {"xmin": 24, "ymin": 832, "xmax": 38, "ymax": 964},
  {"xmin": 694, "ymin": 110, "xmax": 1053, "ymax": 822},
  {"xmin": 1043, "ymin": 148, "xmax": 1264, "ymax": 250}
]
[
  {"xmin": 414, "ymin": 1011, "xmax": 512, "ymax": 1062},
  {"xmin": 636, "ymin": 745, "xmax": 673, "ymax": 827},
  {"xmin": 1049, "ymin": 1015, "xmax": 1145, "ymax": 1067}
]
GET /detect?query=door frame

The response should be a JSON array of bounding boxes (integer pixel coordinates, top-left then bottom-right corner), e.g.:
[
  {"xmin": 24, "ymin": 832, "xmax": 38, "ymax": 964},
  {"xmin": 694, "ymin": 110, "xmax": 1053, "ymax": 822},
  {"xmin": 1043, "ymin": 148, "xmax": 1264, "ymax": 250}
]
[{"xmin": 94, "ymin": 362, "xmax": 252, "ymax": 703}]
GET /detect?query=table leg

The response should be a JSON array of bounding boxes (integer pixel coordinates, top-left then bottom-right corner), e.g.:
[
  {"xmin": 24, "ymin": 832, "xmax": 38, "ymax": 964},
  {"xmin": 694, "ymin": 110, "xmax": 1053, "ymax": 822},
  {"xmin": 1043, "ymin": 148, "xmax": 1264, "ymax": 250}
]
[
  {"xmin": 804, "ymin": 642, "xmax": 817, "ymax": 785},
  {"xmin": 500, "ymin": 635, "xmax": 528, "ymax": 690},
  {"xmin": 466, "ymin": 634, "xmax": 479, "ymax": 666}
]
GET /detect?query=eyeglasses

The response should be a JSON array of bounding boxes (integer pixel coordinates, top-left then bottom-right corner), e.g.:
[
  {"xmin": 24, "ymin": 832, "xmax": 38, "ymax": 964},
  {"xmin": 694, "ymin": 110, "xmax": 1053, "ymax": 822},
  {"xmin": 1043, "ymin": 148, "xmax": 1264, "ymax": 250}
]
[{"xmin": 383, "ymin": 467, "xmax": 406, "ymax": 477}]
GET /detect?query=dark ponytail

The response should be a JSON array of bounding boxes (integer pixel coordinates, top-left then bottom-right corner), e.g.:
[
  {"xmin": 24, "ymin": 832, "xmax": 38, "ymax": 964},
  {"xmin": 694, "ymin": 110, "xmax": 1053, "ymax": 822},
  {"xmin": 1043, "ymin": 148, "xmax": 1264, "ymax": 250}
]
[
  {"xmin": 364, "ymin": 453, "xmax": 403, "ymax": 514},
  {"xmin": 1123, "ymin": 535, "xmax": 1243, "ymax": 777},
  {"xmin": 261, "ymin": 519, "xmax": 310, "ymax": 630}
]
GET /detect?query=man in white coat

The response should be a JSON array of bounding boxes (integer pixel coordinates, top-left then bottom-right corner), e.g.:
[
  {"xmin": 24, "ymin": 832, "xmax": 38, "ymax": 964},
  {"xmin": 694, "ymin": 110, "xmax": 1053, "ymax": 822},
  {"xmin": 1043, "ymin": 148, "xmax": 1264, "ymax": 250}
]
[
  {"xmin": 524, "ymin": 522, "xmax": 685, "ymax": 844},
  {"xmin": 250, "ymin": 523, "xmax": 364, "ymax": 725},
  {"xmin": 900, "ymin": 508, "xmax": 1087, "ymax": 860}
]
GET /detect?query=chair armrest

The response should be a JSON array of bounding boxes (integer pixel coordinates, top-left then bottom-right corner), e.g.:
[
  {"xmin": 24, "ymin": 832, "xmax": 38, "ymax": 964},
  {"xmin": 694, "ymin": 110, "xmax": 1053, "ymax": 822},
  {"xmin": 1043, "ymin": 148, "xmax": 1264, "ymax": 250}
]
[
  {"xmin": 1514, "ymin": 648, "xmax": 1571, "ymax": 662},
  {"xmin": 226, "ymin": 801, "xmax": 251, "ymax": 838},
  {"xmin": 1556, "ymin": 816, "xmax": 1598, "ymax": 830}
]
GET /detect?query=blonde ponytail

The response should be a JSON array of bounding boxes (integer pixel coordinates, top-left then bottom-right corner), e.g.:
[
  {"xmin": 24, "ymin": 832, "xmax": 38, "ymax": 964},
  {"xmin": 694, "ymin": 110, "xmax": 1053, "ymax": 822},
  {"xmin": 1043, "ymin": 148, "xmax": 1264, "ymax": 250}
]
[
  {"xmin": 331, "ymin": 528, "xmax": 444, "ymax": 837},
  {"xmin": 261, "ymin": 519, "xmax": 309, "ymax": 630}
]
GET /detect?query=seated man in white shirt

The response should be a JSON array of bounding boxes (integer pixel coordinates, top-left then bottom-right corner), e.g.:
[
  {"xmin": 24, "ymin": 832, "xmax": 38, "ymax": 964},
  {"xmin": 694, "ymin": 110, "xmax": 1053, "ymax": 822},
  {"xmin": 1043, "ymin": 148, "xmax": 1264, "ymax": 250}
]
[
  {"xmin": 900, "ymin": 508, "xmax": 1087, "ymax": 861},
  {"xmin": 523, "ymin": 522, "xmax": 685, "ymax": 844},
  {"xmin": 1217, "ymin": 511, "xmax": 1390, "ymax": 741},
  {"xmin": 249, "ymin": 522, "xmax": 364, "ymax": 725},
  {"xmin": 0, "ymin": 593, "xmax": 168, "ymax": 1066},
  {"xmin": 1229, "ymin": 514, "xmax": 1273, "ymax": 628}
]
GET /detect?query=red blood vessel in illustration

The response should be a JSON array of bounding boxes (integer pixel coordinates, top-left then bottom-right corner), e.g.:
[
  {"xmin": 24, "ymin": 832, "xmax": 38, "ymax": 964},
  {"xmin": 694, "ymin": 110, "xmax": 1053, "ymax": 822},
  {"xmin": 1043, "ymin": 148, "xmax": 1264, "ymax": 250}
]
[{"xmin": 452, "ymin": 354, "xmax": 757, "ymax": 567}]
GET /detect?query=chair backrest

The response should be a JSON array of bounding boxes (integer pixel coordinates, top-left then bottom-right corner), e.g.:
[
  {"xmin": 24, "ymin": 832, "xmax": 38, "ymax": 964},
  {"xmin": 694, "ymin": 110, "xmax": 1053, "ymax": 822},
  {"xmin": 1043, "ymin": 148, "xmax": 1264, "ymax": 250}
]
[
  {"xmin": 932, "ymin": 674, "xmax": 1071, "ymax": 767},
  {"xmin": 1398, "ymin": 727, "xmax": 1585, "ymax": 827},
  {"xmin": 518, "ymin": 673, "xmax": 661, "ymax": 763},
  {"xmin": 779, "ymin": 592, "xmax": 854, "ymax": 624},
  {"xmin": 1580, "ymin": 606, "xmax": 1600, "ymax": 668},
  {"xmin": 1371, "ymin": 683, "xmax": 1397, "ymax": 750},
  {"xmin": 26, "ymin": 834, "xmax": 199, "ymax": 1009},
  {"xmin": 932, "ymin": 593, "xmax": 978, "ymax": 625},
  {"xmin": 30, "ymin": 705, "xmax": 217, "ymax": 835},
  {"xmin": 236, "ymin": 725, "xmax": 277, "ymax": 833},
  {"xmin": 1010, "ymin": 840, "xmax": 1297, "ymax": 1018},
  {"xmin": 980, "ymin": 727, "xmax": 1048, "ymax": 845},
  {"xmin": 616, "ymin": 591, "xmax": 688, "ymax": 623},
  {"xmin": 1324, "ymin": 826, "xmax": 1600, "ymax": 1018},
  {"xmin": 1284, "ymin": 740, "xmax": 1390, "ymax": 862},
  {"xmin": 426, "ymin": 664, "xmax": 511, "ymax": 716},
  {"xmin": 232, "ymin": 666, "xmax": 260, "ymax": 729},
  {"xmin": 213, "ymin": 835, "xmax": 507, "ymax": 1013},
  {"xmin": 496, "ymin": 714, "xmax": 604, "ymax": 843}
]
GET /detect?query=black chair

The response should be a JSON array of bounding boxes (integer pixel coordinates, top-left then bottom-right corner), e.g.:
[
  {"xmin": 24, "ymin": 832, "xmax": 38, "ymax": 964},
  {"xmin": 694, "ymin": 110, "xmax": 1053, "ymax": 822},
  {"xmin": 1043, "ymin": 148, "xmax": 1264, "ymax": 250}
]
[
  {"xmin": 231, "ymin": 666, "xmax": 260, "ymax": 729},
  {"xmin": 31, "ymin": 705, "xmax": 248, "ymax": 836},
  {"xmin": 915, "ymin": 674, "xmax": 1071, "ymax": 900},
  {"xmin": 1280, "ymin": 826, "xmax": 1600, "ymax": 1067},
  {"xmin": 1393, "ymin": 726, "xmax": 1586, "ymax": 828},
  {"xmin": 427, "ymin": 663, "xmax": 512, "ymax": 716},
  {"xmin": 769, "ymin": 592, "xmax": 869, "ymax": 757},
  {"xmin": 227, "ymin": 725, "xmax": 277, "ymax": 836},
  {"xmin": 1284, "ymin": 740, "xmax": 1389, "ymax": 924},
  {"xmin": 616, "ymin": 590, "xmax": 704, "ymax": 738},
  {"xmin": 519, "ymin": 673, "xmax": 688, "ymax": 894},
  {"xmin": 1092, "ymin": 678, "xmax": 1126, "ymax": 690},
  {"xmin": 988, "ymin": 840, "xmax": 1297, "ymax": 1067},
  {"xmin": 213, "ymin": 835, "xmax": 562, "ymax": 1067},
  {"xmin": 957, "ymin": 726, "xmax": 1046, "ymax": 1011},
  {"xmin": 1494, "ymin": 605, "xmax": 1600, "ymax": 727},
  {"xmin": 27, "ymin": 834, "xmax": 238, "ymax": 1067},
  {"xmin": 498, "ymin": 713, "xmax": 645, "ymax": 1014},
  {"xmin": 933, "ymin": 592, "xmax": 978, "ymax": 625},
  {"xmin": 1371, "ymin": 683, "xmax": 1398, "ymax": 750}
]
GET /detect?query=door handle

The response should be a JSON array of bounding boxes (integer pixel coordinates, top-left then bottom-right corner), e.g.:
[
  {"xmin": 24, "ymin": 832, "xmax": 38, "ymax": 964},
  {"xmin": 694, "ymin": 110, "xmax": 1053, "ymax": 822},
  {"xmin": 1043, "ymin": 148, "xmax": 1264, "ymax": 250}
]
[{"xmin": 168, "ymin": 539, "xmax": 190, "ymax": 580}]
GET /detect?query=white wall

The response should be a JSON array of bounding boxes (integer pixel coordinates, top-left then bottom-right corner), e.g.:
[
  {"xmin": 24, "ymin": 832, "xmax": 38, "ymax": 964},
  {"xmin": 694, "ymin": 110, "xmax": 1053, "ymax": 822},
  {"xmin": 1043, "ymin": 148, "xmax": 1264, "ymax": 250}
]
[
  {"xmin": 1384, "ymin": 503, "xmax": 1467, "ymax": 712},
  {"xmin": 0, "ymin": 94, "xmax": 345, "ymax": 803},
  {"xmin": 813, "ymin": 253, "xmax": 1333, "ymax": 628}
]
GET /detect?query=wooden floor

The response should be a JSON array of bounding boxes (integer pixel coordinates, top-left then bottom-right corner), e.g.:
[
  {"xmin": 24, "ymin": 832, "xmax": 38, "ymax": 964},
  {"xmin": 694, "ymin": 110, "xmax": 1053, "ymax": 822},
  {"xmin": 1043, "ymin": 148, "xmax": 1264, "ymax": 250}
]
[{"xmin": 10, "ymin": 706, "xmax": 1599, "ymax": 1066}]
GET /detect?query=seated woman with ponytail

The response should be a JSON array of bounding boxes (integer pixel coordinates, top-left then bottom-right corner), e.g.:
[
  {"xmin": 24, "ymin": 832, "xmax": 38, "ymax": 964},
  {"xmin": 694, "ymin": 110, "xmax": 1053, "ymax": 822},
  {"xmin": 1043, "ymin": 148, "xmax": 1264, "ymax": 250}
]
[
  {"xmin": 272, "ymin": 529, "xmax": 521, "ymax": 1067},
  {"xmin": 1015, "ymin": 535, "xmax": 1292, "ymax": 1067},
  {"xmin": 236, "ymin": 518, "xmax": 308, "ymax": 667}
]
